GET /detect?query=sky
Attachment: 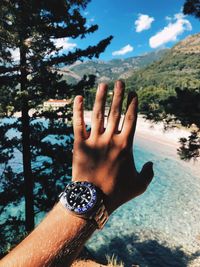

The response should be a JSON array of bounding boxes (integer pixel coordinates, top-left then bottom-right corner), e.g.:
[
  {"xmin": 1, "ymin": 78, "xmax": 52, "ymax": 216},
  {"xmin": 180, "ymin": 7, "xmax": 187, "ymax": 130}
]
[
  {"xmin": 9, "ymin": 0, "xmax": 200, "ymax": 62},
  {"xmin": 62, "ymin": 0, "xmax": 200, "ymax": 61}
]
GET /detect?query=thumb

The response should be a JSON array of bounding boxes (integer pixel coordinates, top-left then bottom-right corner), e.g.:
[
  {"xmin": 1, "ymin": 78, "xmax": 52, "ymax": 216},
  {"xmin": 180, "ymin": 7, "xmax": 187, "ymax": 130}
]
[{"xmin": 139, "ymin": 161, "xmax": 154, "ymax": 187}]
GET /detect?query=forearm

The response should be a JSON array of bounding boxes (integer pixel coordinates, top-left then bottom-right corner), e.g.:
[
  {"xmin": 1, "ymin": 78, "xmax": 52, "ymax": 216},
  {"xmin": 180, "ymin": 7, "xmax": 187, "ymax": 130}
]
[
  {"xmin": 1, "ymin": 81, "xmax": 154, "ymax": 267},
  {"xmin": 1, "ymin": 203, "xmax": 96, "ymax": 267}
]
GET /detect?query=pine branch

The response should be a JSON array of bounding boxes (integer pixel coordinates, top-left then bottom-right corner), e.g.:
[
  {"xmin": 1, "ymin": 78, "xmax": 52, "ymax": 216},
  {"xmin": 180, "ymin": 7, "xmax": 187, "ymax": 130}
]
[
  {"xmin": 46, "ymin": 36, "xmax": 113, "ymax": 66},
  {"xmin": 0, "ymin": 66, "xmax": 19, "ymax": 74},
  {"xmin": 47, "ymin": 24, "xmax": 98, "ymax": 39}
]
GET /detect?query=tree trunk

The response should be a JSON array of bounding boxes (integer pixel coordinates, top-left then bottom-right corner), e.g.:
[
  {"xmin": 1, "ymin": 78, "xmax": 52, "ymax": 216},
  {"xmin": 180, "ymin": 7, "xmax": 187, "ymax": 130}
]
[
  {"xmin": 20, "ymin": 45, "xmax": 35, "ymax": 232},
  {"xmin": 21, "ymin": 103, "xmax": 35, "ymax": 232}
]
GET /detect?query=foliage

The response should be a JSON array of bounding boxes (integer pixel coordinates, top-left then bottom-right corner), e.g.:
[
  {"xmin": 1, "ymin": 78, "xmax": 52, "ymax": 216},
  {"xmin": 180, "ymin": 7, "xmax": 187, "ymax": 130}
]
[
  {"xmin": 0, "ymin": 0, "xmax": 113, "ymax": 114},
  {"xmin": 183, "ymin": 0, "xmax": 200, "ymax": 19},
  {"xmin": 178, "ymin": 131, "xmax": 200, "ymax": 161},
  {"xmin": 126, "ymin": 32, "xmax": 200, "ymax": 160},
  {"xmin": 161, "ymin": 87, "xmax": 200, "ymax": 160},
  {"xmin": 137, "ymin": 86, "xmax": 172, "ymax": 120},
  {"xmin": 0, "ymin": 0, "xmax": 112, "ymax": 255},
  {"xmin": 161, "ymin": 87, "xmax": 200, "ymax": 128},
  {"xmin": 127, "ymin": 51, "xmax": 200, "ymax": 92},
  {"xmin": 0, "ymin": 114, "xmax": 75, "ymax": 256}
]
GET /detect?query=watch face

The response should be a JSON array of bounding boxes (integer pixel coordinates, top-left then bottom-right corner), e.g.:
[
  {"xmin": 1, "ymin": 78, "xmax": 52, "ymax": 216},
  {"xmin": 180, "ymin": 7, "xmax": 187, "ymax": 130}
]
[{"xmin": 64, "ymin": 181, "xmax": 97, "ymax": 214}]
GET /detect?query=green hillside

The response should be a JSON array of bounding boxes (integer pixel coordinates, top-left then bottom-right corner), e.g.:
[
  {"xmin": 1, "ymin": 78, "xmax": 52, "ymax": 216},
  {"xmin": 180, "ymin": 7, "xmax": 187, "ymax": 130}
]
[
  {"xmin": 126, "ymin": 33, "xmax": 200, "ymax": 91},
  {"xmin": 124, "ymin": 33, "xmax": 200, "ymax": 140}
]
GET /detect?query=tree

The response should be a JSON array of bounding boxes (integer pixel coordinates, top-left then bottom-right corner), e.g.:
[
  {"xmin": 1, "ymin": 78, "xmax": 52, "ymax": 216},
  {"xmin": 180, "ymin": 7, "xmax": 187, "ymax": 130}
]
[
  {"xmin": 0, "ymin": 0, "xmax": 112, "ymax": 234},
  {"xmin": 137, "ymin": 86, "xmax": 171, "ymax": 120},
  {"xmin": 183, "ymin": 0, "xmax": 200, "ymax": 19},
  {"xmin": 132, "ymin": 0, "xmax": 200, "ymax": 161},
  {"xmin": 161, "ymin": 87, "xmax": 200, "ymax": 160},
  {"xmin": 137, "ymin": 83, "xmax": 200, "ymax": 161},
  {"xmin": 0, "ymin": 116, "xmax": 77, "ymax": 256},
  {"xmin": 173, "ymin": 0, "xmax": 200, "ymax": 160}
]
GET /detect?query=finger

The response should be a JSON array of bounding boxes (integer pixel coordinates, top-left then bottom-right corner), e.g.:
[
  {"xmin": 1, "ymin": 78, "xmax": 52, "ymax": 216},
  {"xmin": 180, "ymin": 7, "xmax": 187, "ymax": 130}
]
[
  {"xmin": 138, "ymin": 162, "xmax": 154, "ymax": 189},
  {"xmin": 91, "ymin": 83, "xmax": 107, "ymax": 136},
  {"xmin": 73, "ymin": 96, "xmax": 87, "ymax": 142},
  {"xmin": 121, "ymin": 92, "xmax": 138, "ymax": 146},
  {"xmin": 105, "ymin": 80, "xmax": 124, "ymax": 135}
]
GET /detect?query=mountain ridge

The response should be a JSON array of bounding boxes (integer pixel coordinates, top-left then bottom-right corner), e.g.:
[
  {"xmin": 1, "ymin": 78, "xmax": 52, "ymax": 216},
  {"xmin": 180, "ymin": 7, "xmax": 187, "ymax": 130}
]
[
  {"xmin": 172, "ymin": 33, "xmax": 200, "ymax": 55},
  {"xmin": 59, "ymin": 33, "xmax": 200, "ymax": 85},
  {"xmin": 126, "ymin": 33, "xmax": 200, "ymax": 91},
  {"xmin": 60, "ymin": 49, "xmax": 168, "ymax": 83}
]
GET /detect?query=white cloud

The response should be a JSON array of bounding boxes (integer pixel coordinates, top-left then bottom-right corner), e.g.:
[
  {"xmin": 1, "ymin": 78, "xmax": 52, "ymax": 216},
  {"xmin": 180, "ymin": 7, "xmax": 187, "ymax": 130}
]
[
  {"xmin": 135, "ymin": 14, "xmax": 155, "ymax": 33},
  {"xmin": 53, "ymin": 38, "xmax": 77, "ymax": 51},
  {"xmin": 8, "ymin": 38, "xmax": 77, "ymax": 62},
  {"xmin": 112, "ymin": 44, "xmax": 134, "ymax": 56},
  {"xmin": 165, "ymin": 16, "xmax": 172, "ymax": 21},
  {"xmin": 149, "ymin": 13, "xmax": 192, "ymax": 49}
]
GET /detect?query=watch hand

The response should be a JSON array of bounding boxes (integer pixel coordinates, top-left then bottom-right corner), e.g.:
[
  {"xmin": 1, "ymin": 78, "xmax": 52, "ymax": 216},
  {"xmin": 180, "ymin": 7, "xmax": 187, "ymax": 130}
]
[
  {"xmin": 80, "ymin": 195, "xmax": 88, "ymax": 203},
  {"xmin": 74, "ymin": 192, "xmax": 82, "ymax": 200}
]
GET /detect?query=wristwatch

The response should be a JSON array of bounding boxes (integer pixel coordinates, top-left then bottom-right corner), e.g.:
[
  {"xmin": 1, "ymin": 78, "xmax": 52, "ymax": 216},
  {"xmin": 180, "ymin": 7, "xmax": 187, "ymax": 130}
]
[{"xmin": 59, "ymin": 181, "xmax": 109, "ymax": 229}]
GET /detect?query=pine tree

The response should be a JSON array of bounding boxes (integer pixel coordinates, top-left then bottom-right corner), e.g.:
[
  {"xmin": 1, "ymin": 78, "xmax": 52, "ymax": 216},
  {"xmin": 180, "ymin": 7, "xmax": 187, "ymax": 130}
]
[
  {"xmin": 175, "ymin": 0, "xmax": 200, "ymax": 160},
  {"xmin": 183, "ymin": 0, "xmax": 200, "ymax": 19},
  {"xmin": 0, "ymin": 0, "xmax": 112, "ymax": 234}
]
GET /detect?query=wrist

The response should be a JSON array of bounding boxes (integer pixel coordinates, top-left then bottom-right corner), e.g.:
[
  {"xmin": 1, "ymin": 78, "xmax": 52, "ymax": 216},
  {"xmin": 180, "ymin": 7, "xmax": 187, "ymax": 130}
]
[{"xmin": 59, "ymin": 181, "xmax": 109, "ymax": 229}]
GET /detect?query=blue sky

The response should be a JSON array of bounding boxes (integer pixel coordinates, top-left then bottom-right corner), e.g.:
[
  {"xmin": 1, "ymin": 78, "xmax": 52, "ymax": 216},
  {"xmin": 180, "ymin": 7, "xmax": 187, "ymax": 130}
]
[
  {"xmin": 10, "ymin": 0, "xmax": 200, "ymax": 62},
  {"xmin": 63, "ymin": 0, "xmax": 200, "ymax": 61}
]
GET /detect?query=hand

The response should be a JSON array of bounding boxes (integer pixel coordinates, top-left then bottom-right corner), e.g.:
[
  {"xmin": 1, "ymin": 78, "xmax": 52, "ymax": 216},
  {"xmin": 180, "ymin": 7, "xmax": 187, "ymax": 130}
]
[{"xmin": 72, "ymin": 80, "xmax": 154, "ymax": 214}]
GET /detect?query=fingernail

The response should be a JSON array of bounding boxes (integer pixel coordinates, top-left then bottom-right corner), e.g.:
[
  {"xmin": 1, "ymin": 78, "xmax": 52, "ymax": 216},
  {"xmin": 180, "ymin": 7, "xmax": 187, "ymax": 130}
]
[
  {"xmin": 143, "ymin": 161, "xmax": 153, "ymax": 169},
  {"xmin": 129, "ymin": 91, "xmax": 137, "ymax": 98},
  {"xmin": 127, "ymin": 91, "xmax": 137, "ymax": 105},
  {"xmin": 98, "ymin": 83, "xmax": 107, "ymax": 93},
  {"xmin": 76, "ymin": 96, "xmax": 83, "ymax": 103},
  {"xmin": 116, "ymin": 80, "xmax": 125, "ymax": 88}
]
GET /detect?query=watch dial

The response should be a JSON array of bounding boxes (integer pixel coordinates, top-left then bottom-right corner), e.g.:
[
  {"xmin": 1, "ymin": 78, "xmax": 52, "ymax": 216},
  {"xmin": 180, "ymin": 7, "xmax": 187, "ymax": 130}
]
[{"xmin": 65, "ymin": 182, "xmax": 97, "ymax": 214}]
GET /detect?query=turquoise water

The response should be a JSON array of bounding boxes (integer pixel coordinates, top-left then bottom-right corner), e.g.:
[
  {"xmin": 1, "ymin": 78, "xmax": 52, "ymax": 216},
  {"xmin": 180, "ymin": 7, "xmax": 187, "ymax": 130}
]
[
  {"xmin": 1, "ymin": 120, "xmax": 200, "ymax": 266},
  {"xmin": 87, "ymin": 137, "xmax": 200, "ymax": 267}
]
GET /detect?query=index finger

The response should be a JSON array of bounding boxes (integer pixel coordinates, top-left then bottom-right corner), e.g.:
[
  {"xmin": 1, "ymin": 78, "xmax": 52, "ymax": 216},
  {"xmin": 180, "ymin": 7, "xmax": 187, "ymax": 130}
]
[{"xmin": 73, "ymin": 96, "xmax": 87, "ymax": 142}]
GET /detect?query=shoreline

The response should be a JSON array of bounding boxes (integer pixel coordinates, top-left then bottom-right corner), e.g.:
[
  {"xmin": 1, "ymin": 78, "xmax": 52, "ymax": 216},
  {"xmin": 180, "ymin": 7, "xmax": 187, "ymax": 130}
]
[
  {"xmin": 84, "ymin": 111, "xmax": 199, "ymax": 175},
  {"xmin": 135, "ymin": 117, "xmax": 200, "ymax": 177},
  {"xmin": 136, "ymin": 115, "xmax": 188, "ymax": 148},
  {"xmin": 7, "ymin": 112, "xmax": 200, "ymax": 266},
  {"xmin": 12, "ymin": 109, "xmax": 193, "ymax": 150},
  {"xmin": 84, "ymin": 111, "xmax": 190, "ymax": 151},
  {"xmin": 11, "ymin": 110, "xmax": 200, "ymax": 174}
]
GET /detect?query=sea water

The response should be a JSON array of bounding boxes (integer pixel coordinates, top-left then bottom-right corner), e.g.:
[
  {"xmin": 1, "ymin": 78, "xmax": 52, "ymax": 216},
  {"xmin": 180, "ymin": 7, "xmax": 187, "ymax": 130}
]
[
  {"xmin": 86, "ymin": 137, "xmax": 200, "ymax": 267},
  {"xmin": 1, "ymin": 120, "xmax": 200, "ymax": 266}
]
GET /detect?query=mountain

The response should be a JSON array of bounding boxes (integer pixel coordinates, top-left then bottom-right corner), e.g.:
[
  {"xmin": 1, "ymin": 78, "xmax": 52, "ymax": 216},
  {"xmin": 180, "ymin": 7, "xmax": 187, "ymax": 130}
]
[
  {"xmin": 127, "ymin": 33, "xmax": 200, "ymax": 90},
  {"xmin": 58, "ymin": 49, "xmax": 167, "ymax": 84},
  {"xmin": 58, "ymin": 33, "xmax": 200, "ymax": 88},
  {"xmin": 172, "ymin": 33, "xmax": 200, "ymax": 55}
]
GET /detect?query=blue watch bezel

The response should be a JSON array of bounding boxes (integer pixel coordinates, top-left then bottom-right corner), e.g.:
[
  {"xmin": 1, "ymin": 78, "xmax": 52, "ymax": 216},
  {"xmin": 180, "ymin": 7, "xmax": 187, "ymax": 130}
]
[{"xmin": 62, "ymin": 181, "xmax": 98, "ymax": 215}]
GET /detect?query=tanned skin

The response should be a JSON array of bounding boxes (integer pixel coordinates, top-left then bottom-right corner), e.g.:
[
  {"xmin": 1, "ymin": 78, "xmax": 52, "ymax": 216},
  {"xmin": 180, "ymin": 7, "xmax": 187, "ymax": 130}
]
[{"xmin": 0, "ymin": 80, "xmax": 154, "ymax": 267}]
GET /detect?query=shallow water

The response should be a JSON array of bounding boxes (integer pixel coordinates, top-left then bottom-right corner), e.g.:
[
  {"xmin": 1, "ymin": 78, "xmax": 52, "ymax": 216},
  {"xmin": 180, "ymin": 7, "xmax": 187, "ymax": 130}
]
[
  {"xmin": 1, "ymin": 119, "xmax": 200, "ymax": 266},
  {"xmin": 87, "ymin": 137, "xmax": 200, "ymax": 267}
]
